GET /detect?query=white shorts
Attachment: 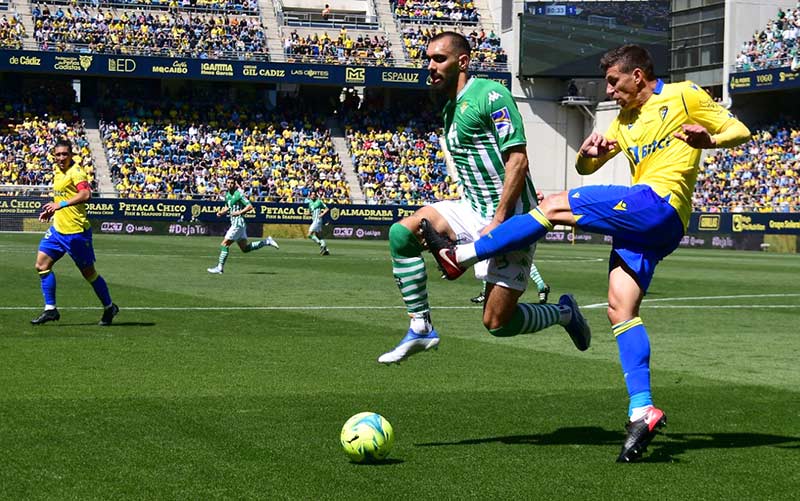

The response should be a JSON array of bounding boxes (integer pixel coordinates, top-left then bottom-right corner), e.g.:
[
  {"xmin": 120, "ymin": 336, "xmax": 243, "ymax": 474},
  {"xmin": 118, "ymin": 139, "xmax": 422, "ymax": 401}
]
[
  {"xmin": 431, "ymin": 200, "xmax": 535, "ymax": 292},
  {"xmin": 308, "ymin": 221, "xmax": 323, "ymax": 234},
  {"xmin": 224, "ymin": 225, "xmax": 247, "ymax": 242}
]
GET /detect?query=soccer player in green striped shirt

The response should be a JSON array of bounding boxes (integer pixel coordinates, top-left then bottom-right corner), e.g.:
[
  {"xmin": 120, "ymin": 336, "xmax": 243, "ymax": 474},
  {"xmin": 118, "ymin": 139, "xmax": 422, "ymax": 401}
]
[
  {"xmin": 306, "ymin": 191, "xmax": 330, "ymax": 255},
  {"xmin": 377, "ymin": 32, "xmax": 591, "ymax": 364},
  {"xmin": 207, "ymin": 177, "xmax": 279, "ymax": 274}
]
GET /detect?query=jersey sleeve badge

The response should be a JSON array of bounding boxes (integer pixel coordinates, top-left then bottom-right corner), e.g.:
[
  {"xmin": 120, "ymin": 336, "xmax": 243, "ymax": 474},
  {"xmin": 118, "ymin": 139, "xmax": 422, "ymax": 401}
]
[{"xmin": 491, "ymin": 107, "xmax": 513, "ymax": 137}]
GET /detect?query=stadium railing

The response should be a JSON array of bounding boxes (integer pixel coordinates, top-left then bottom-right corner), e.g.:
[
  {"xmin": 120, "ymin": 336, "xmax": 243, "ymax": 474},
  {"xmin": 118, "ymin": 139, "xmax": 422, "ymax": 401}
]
[
  {"xmin": 33, "ymin": 0, "xmax": 260, "ymax": 15},
  {"xmin": 16, "ymin": 40, "xmax": 271, "ymax": 62},
  {"xmin": 733, "ymin": 55, "xmax": 799, "ymax": 72}
]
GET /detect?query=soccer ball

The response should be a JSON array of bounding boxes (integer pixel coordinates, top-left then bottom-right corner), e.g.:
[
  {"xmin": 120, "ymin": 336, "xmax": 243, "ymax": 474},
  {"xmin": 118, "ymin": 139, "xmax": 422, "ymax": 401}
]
[{"xmin": 340, "ymin": 412, "xmax": 394, "ymax": 463}]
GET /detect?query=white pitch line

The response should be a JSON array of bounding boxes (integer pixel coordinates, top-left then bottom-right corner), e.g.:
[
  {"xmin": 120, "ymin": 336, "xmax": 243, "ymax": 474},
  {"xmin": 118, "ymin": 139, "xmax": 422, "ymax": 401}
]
[
  {"xmin": 1, "ymin": 291, "xmax": 799, "ymax": 312},
  {"xmin": 584, "ymin": 293, "xmax": 800, "ymax": 309}
]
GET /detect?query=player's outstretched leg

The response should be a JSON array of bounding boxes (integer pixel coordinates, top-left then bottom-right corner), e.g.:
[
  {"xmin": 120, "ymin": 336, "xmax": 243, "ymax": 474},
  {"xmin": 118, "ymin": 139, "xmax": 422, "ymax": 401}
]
[
  {"xmin": 617, "ymin": 407, "xmax": 667, "ymax": 462},
  {"xmin": 419, "ymin": 219, "xmax": 464, "ymax": 280}
]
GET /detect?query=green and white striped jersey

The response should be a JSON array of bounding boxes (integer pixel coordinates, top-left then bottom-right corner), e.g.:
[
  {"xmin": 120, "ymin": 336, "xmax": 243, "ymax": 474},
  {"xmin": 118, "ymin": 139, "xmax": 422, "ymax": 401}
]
[
  {"xmin": 307, "ymin": 198, "xmax": 327, "ymax": 225},
  {"xmin": 442, "ymin": 78, "xmax": 537, "ymax": 218},
  {"xmin": 225, "ymin": 189, "xmax": 250, "ymax": 229}
]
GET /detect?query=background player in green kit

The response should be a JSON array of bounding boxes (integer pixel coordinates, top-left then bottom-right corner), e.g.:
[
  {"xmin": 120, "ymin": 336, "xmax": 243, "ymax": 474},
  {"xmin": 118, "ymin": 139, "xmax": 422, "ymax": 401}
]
[
  {"xmin": 306, "ymin": 190, "xmax": 330, "ymax": 255},
  {"xmin": 377, "ymin": 32, "xmax": 591, "ymax": 364},
  {"xmin": 207, "ymin": 177, "xmax": 279, "ymax": 274}
]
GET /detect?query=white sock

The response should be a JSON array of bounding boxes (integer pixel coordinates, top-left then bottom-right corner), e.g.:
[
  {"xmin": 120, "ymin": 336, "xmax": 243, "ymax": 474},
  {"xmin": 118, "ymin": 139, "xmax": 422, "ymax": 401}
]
[
  {"xmin": 409, "ymin": 315, "xmax": 432, "ymax": 334},
  {"xmin": 455, "ymin": 243, "xmax": 479, "ymax": 267},
  {"xmin": 630, "ymin": 405, "xmax": 653, "ymax": 421},
  {"xmin": 44, "ymin": 304, "xmax": 56, "ymax": 311}
]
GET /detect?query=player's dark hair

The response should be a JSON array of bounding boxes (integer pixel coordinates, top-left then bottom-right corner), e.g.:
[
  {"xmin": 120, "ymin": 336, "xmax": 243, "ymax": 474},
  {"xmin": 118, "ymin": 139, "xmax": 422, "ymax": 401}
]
[
  {"xmin": 429, "ymin": 31, "xmax": 471, "ymax": 58},
  {"xmin": 600, "ymin": 44, "xmax": 655, "ymax": 79},
  {"xmin": 54, "ymin": 138, "xmax": 73, "ymax": 151}
]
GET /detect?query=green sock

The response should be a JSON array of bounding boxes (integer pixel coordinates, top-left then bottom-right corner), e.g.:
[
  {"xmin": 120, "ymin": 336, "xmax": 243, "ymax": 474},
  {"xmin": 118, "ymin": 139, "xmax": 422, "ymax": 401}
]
[
  {"xmin": 309, "ymin": 234, "xmax": 321, "ymax": 245},
  {"xmin": 389, "ymin": 223, "xmax": 428, "ymax": 315},
  {"xmin": 218, "ymin": 246, "xmax": 229, "ymax": 268},
  {"xmin": 529, "ymin": 262, "xmax": 546, "ymax": 292},
  {"xmin": 489, "ymin": 303, "xmax": 562, "ymax": 337},
  {"xmin": 244, "ymin": 240, "xmax": 266, "ymax": 253}
]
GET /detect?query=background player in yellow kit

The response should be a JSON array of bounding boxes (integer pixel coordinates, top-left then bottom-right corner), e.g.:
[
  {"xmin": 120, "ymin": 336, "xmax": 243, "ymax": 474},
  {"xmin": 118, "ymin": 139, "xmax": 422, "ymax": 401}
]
[{"xmin": 32, "ymin": 138, "xmax": 119, "ymax": 326}]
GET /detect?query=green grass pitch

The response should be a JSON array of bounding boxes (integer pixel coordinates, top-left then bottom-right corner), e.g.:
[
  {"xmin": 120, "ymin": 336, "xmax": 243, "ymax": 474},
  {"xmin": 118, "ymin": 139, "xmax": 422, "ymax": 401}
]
[{"xmin": 1, "ymin": 233, "xmax": 798, "ymax": 499}]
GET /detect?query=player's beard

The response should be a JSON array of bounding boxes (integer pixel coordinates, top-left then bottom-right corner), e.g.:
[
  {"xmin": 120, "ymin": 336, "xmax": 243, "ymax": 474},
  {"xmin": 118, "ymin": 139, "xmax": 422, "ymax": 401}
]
[{"xmin": 430, "ymin": 69, "xmax": 459, "ymax": 97}]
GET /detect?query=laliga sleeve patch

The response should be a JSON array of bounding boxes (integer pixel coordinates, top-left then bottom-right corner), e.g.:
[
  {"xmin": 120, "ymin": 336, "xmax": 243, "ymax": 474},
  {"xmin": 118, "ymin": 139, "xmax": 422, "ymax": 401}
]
[{"xmin": 491, "ymin": 107, "xmax": 513, "ymax": 138}]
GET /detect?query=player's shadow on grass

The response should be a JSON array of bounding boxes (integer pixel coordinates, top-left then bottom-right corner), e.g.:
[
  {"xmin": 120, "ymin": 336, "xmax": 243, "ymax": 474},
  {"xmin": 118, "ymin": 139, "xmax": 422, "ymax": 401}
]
[
  {"xmin": 416, "ymin": 427, "xmax": 800, "ymax": 462},
  {"xmin": 349, "ymin": 458, "xmax": 404, "ymax": 466},
  {"xmin": 50, "ymin": 322, "xmax": 157, "ymax": 327},
  {"xmin": 246, "ymin": 271, "xmax": 278, "ymax": 275},
  {"xmin": 102, "ymin": 322, "xmax": 157, "ymax": 327}
]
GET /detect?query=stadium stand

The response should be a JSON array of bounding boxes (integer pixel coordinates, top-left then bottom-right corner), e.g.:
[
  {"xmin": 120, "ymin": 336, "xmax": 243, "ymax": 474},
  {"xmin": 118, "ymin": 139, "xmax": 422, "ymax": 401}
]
[
  {"xmin": 393, "ymin": 0, "xmax": 479, "ymax": 24},
  {"xmin": 39, "ymin": 0, "xmax": 260, "ymax": 15},
  {"xmin": 342, "ymin": 93, "xmax": 458, "ymax": 205},
  {"xmin": 277, "ymin": 0, "xmax": 378, "ymax": 29},
  {"xmin": 0, "ymin": 12, "xmax": 25, "ymax": 49},
  {"xmin": 401, "ymin": 24, "xmax": 506, "ymax": 70},
  {"xmin": 0, "ymin": 81, "xmax": 96, "ymax": 191},
  {"xmin": 31, "ymin": 5, "xmax": 269, "ymax": 60},
  {"xmin": 284, "ymin": 27, "xmax": 392, "ymax": 65},
  {"xmin": 694, "ymin": 120, "xmax": 800, "ymax": 212},
  {"xmin": 97, "ymin": 95, "xmax": 350, "ymax": 202},
  {"xmin": 734, "ymin": 5, "xmax": 799, "ymax": 71}
]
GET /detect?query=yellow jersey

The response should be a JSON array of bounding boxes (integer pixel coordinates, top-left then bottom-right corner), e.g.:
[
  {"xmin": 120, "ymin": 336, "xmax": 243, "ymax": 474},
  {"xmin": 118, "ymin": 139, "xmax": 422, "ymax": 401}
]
[
  {"xmin": 53, "ymin": 164, "xmax": 91, "ymax": 234},
  {"xmin": 604, "ymin": 80, "xmax": 738, "ymax": 227}
]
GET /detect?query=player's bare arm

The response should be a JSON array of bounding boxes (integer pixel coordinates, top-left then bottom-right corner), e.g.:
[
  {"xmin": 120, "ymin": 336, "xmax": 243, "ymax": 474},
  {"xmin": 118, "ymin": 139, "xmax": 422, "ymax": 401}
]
[
  {"xmin": 216, "ymin": 206, "xmax": 230, "ymax": 217},
  {"xmin": 482, "ymin": 145, "xmax": 528, "ymax": 235}
]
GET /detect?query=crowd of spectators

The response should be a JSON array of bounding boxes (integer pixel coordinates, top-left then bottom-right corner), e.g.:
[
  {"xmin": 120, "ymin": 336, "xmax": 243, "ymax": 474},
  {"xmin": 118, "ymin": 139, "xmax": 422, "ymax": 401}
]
[
  {"xmin": 735, "ymin": 5, "xmax": 799, "ymax": 71},
  {"xmin": 569, "ymin": 1, "xmax": 670, "ymax": 32},
  {"xmin": 0, "ymin": 13, "xmax": 25, "ymax": 49},
  {"xmin": 98, "ymin": 97, "xmax": 350, "ymax": 202},
  {"xmin": 402, "ymin": 25, "xmax": 506, "ymax": 70},
  {"xmin": 284, "ymin": 28, "xmax": 392, "ymax": 66},
  {"xmin": 393, "ymin": 0, "xmax": 479, "ymax": 24},
  {"xmin": 694, "ymin": 120, "xmax": 800, "ymax": 212},
  {"xmin": 342, "ymin": 92, "xmax": 458, "ymax": 205},
  {"xmin": 0, "ymin": 81, "xmax": 95, "ymax": 191},
  {"xmin": 32, "ymin": 5, "xmax": 269, "ymax": 60},
  {"xmin": 41, "ymin": 0, "xmax": 259, "ymax": 15}
]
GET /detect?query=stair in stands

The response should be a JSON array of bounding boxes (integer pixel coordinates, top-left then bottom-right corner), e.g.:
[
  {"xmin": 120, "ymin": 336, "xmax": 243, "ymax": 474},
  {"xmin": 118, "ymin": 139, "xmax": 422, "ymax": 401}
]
[
  {"xmin": 471, "ymin": 0, "xmax": 500, "ymax": 34},
  {"xmin": 373, "ymin": 0, "xmax": 407, "ymax": 65},
  {"xmin": 326, "ymin": 117, "xmax": 365, "ymax": 203},
  {"xmin": 16, "ymin": 1, "xmax": 35, "ymax": 43},
  {"xmin": 259, "ymin": 0, "xmax": 286, "ymax": 61},
  {"xmin": 80, "ymin": 107, "xmax": 116, "ymax": 197}
]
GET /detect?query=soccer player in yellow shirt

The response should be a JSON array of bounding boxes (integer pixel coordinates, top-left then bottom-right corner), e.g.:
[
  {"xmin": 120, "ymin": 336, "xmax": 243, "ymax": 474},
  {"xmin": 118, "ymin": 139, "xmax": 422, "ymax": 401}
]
[
  {"xmin": 32, "ymin": 138, "xmax": 119, "ymax": 326},
  {"xmin": 424, "ymin": 44, "xmax": 751, "ymax": 462}
]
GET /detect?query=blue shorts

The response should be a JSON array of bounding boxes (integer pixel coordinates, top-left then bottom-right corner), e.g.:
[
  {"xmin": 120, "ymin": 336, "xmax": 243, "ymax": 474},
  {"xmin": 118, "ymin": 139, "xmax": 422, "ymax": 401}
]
[
  {"xmin": 38, "ymin": 227, "xmax": 96, "ymax": 270},
  {"xmin": 568, "ymin": 184, "xmax": 684, "ymax": 291}
]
